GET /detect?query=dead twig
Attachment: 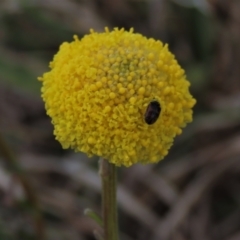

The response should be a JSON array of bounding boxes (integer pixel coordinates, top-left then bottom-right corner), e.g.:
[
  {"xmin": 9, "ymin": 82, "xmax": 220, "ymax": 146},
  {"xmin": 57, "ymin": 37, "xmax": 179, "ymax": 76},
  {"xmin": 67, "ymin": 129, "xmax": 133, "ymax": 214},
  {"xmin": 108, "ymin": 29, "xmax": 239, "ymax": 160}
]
[{"xmin": 153, "ymin": 144, "xmax": 240, "ymax": 240}]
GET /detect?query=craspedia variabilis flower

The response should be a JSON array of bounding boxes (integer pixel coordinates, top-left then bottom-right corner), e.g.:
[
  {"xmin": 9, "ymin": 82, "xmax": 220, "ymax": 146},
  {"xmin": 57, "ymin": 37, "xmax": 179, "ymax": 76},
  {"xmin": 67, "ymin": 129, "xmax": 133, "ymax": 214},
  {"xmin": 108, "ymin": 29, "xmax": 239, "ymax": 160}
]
[{"xmin": 39, "ymin": 27, "xmax": 196, "ymax": 167}]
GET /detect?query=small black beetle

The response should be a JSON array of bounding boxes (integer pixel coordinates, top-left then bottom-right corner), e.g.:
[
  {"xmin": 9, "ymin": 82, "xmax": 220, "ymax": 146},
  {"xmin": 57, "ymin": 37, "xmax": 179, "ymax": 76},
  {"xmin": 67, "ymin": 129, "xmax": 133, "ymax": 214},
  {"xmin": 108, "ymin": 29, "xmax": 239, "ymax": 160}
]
[{"xmin": 144, "ymin": 100, "xmax": 161, "ymax": 125}]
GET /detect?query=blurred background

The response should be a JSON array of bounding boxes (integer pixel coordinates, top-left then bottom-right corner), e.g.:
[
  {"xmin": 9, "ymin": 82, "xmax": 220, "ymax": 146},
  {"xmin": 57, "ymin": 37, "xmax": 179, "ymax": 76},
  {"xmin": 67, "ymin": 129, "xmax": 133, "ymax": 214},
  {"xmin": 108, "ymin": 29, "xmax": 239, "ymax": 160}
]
[{"xmin": 1, "ymin": 0, "xmax": 240, "ymax": 239}]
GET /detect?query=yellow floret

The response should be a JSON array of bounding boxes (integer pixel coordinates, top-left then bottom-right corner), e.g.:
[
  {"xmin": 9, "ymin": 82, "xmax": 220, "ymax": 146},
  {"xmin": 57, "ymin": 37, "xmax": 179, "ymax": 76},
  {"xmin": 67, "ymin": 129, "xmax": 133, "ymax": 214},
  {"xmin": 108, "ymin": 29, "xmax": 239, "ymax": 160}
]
[{"xmin": 39, "ymin": 27, "xmax": 196, "ymax": 167}]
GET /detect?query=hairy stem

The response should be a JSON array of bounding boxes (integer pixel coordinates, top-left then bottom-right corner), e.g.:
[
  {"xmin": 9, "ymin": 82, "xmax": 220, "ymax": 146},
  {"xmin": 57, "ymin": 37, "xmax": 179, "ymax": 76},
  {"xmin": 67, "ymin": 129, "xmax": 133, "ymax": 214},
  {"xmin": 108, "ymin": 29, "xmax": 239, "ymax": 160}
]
[{"xmin": 99, "ymin": 158, "xmax": 119, "ymax": 240}]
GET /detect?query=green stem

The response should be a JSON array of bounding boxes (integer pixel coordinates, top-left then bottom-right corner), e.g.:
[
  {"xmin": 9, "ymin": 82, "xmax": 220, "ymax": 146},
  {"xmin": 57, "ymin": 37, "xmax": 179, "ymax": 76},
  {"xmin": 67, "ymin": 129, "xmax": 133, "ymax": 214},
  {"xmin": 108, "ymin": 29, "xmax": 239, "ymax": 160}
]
[
  {"xmin": 99, "ymin": 158, "xmax": 119, "ymax": 240},
  {"xmin": 84, "ymin": 208, "xmax": 103, "ymax": 227}
]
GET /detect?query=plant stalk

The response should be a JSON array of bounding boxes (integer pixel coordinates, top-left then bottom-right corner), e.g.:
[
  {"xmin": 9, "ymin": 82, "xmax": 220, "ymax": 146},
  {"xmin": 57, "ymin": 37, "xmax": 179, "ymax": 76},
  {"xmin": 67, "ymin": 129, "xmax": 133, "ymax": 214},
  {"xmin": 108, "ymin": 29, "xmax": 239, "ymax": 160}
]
[{"xmin": 99, "ymin": 158, "xmax": 119, "ymax": 240}]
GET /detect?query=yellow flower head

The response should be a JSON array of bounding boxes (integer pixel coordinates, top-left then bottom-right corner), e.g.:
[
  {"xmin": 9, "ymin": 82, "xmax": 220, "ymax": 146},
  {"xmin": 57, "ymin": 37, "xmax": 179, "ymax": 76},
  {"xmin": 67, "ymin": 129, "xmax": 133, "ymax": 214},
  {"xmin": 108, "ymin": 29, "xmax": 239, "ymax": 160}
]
[{"xmin": 39, "ymin": 27, "xmax": 196, "ymax": 167}]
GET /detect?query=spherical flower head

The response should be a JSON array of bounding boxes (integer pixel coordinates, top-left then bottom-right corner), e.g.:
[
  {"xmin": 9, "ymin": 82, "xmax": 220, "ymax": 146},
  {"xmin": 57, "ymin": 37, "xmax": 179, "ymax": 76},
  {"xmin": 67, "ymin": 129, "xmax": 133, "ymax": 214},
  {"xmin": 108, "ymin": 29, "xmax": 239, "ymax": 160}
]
[{"xmin": 39, "ymin": 27, "xmax": 196, "ymax": 167}]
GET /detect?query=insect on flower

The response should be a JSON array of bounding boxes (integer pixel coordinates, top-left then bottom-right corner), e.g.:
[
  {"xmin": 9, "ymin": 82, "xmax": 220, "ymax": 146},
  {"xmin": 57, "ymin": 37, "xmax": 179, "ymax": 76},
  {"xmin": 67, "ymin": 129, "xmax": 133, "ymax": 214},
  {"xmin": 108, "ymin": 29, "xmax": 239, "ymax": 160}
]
[
  {"xmin": 38, "ymin": 27, "xmax": 196, "ymax": 166},
  {"xmin": 144, "ymin": 100, "xmax": 161, "ymax": 125}
]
